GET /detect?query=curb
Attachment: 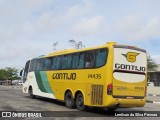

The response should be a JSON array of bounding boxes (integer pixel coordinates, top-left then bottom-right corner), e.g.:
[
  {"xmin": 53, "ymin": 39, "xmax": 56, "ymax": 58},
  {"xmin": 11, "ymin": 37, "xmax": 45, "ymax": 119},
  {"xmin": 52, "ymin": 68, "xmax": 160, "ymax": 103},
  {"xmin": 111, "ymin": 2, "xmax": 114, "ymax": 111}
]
[
  {"xmin": 0, "ymin": 85, "xmax": 22, "ymax": 89},
  {"xmin": 146, "ymin": 100, "xmax": 160, "ymax": 104},
  {"xmin": 146, "ymin": 94, "xmax": 160, "ymax": 97},
  {"xmin": 146, "ymin": 94, "xmax": 160, "ymax": 104}
]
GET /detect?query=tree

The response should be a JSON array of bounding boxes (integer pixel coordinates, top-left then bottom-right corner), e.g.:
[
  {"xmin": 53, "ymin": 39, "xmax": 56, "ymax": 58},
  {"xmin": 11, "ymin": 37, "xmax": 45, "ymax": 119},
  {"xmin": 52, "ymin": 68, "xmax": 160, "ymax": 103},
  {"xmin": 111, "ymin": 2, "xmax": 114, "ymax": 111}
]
[
  {"xmin": 147, "ymin": 55, "xmax": 158, "ymax": 71},
  {"xmin": 0, "ymin": 67, "xmax": 20, "ymax": 80},
  {"xmin": 0, "ymin": 69, "xmax": 7, "ymax": 80}
]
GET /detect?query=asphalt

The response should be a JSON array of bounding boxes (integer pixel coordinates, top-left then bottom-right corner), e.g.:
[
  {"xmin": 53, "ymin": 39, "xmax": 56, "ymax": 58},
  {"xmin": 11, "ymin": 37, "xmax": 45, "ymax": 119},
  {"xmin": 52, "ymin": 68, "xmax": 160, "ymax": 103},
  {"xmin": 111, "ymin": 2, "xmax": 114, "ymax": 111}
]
[
  {"xmin": 146, "ymin": 86, "xmax": 160, "ymax": 103},
  {"xmin": 1, "ymin": 85, "xmax": 160, "ymax": 104}
]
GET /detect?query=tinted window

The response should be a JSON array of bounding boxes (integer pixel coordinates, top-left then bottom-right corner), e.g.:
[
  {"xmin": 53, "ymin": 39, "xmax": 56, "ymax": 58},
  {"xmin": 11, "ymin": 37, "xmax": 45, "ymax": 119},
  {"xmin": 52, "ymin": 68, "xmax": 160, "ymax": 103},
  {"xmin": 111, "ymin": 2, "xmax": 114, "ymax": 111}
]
[
  {"xmin": 57, "ymin": 56, "xmax": 62, "ymax": 69},
  {"xmin": 23, "ymin": 60, "xmax": 30, "ymax": 82},
  {"xmin": 29, "ymin": 58, "xmax": 52, "ymax": 71},
  {"xmin": 29, "ymin": 59, "xmax": 36, "ymax": 72},
  {"xmin": 72, "ymin": 53, "xmax": 79, "ymax": 69},
  {"xmin": 78, "ymin": 52, "xmax": 85, "ymax": 68},
  {"xmin": 51, "ymin": 57, "xmax": 57, "ymax": 70},
  {"xmin": 43, "ymin": 58, "xmax": 51, "ymax": 70},
  {"xmin": 28, "ymin": 48, "xmax": 108, "ymax": 71},
  {"xmin": 85, "ymin": 51, "xmax": 95, "ymax": 68},
  {"xmin": 96, "ymin": 48, "xmax": 108, "ymax": 67},
  {"xmin": 35, "ymin": 59, "xmax": 43, "ymax": 70},
  {"xmin": 62, "ymin": 55, "xmax": 72, "ymax": 69}
]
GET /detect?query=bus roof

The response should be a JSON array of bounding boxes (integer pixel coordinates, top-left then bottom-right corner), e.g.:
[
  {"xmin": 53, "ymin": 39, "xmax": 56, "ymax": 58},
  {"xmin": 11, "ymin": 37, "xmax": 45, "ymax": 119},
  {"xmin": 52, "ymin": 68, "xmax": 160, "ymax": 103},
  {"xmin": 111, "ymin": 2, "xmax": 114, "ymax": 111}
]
[
  {"xmin": 46, "ymin": 42, "xmax": 114, "ymax": 57},
  {"xmin": 35, "ymin": 42, "xmax": 146, "ymax": 58}
]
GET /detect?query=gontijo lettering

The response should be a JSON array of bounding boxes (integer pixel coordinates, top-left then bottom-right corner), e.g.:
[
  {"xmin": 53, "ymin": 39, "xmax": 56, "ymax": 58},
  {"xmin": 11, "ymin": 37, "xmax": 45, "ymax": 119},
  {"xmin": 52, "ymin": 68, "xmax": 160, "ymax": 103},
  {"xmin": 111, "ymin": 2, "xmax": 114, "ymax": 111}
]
[
  {"xmin": 115, "ymin": 63, "xmax": 146, "ymax": 72},
  {"xmin": 52, "ymin": 73, "xmax": 76, "ymax": 80}
]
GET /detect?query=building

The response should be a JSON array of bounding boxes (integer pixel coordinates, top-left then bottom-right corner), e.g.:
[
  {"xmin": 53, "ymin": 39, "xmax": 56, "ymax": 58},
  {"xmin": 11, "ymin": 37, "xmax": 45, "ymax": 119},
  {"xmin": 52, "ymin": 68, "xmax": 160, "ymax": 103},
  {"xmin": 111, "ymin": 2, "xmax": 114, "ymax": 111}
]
[{"xmin": 148, "ymin": 64, "xmax": 160, "ymax": 86}]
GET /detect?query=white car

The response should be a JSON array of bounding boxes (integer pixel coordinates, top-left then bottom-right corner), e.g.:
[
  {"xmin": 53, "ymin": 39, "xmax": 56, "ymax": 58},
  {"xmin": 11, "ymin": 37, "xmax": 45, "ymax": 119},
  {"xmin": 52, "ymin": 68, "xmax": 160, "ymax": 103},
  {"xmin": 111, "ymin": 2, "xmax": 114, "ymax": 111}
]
[
  {"xmin": 147, "ymin": 82, "xmax": 154, "ymax": 86},
  {"xmin": 18, "ymin": 81, "xmax": 23, "ymax": 85}
]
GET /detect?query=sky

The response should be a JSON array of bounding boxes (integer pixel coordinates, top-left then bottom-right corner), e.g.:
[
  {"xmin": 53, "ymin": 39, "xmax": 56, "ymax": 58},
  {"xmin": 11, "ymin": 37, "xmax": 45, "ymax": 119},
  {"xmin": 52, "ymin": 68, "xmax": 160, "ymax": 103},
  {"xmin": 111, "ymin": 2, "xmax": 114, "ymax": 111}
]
[{"xmin": 0, "ymin": 0, "xmax": 160, "ymax": 69}]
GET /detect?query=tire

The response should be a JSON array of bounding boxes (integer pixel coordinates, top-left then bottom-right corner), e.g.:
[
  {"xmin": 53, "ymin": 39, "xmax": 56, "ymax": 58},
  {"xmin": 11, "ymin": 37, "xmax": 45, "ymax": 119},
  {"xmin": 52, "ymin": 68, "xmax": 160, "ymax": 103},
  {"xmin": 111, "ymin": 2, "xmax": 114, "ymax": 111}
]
[
  {"xmin": 76, "ymin": 93, "xmax": 86, "ymax": 111},
  {"xmin": 65, "ymin": 91, "xmax": 75, "ymax": 108},
  {"xmin": 29, "ymin": 88, "xmax": 35, "ymax": 99},
  {"xmin": 107, "ymin": 108, "xmax": 117, "ymax": 111}
]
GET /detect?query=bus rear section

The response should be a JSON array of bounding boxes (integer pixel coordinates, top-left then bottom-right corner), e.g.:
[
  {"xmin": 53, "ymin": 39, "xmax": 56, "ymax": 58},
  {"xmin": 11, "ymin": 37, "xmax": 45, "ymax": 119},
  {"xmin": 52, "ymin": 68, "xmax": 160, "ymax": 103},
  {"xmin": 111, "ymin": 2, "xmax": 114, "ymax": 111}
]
[{"xmin": 111, "ymin": 45, "xmax": 147, "ymax": 108}]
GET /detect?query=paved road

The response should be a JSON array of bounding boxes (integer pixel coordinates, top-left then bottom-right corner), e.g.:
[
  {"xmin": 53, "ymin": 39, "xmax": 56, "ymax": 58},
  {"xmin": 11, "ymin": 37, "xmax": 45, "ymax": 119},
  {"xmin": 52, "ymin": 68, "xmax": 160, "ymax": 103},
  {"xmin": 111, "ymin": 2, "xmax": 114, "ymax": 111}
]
[{"xmin": 0, "ymin": 85, "xmax": 159, "ymax": 120}]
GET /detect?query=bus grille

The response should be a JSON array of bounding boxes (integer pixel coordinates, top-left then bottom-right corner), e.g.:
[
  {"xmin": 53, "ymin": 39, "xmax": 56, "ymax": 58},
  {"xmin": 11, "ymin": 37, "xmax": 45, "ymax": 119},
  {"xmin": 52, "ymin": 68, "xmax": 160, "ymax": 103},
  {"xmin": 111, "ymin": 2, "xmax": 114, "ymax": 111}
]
[{"xmin": 91, "ymin": 85, "xmax": 103, "ymax": 105}]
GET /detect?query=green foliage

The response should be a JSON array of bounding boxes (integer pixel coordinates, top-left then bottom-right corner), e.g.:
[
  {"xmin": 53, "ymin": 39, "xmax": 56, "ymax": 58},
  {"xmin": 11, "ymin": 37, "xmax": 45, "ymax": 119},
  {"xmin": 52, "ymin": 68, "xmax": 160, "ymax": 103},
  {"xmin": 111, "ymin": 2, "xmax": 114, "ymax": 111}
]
[
  {"xmin": 0, "ymin": 67, "xmax": 20, "ymax": 80},
  {"xmin": 147, "ymin": 55, "xmax": 158, "ymax": 71}
]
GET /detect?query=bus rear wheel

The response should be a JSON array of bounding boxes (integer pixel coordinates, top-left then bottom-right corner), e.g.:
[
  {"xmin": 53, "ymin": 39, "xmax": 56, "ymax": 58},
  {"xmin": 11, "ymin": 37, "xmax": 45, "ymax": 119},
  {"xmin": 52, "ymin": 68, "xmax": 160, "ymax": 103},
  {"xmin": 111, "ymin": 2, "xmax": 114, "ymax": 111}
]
[
  {"xmin": 65, "ymin": 91, "xmax": 75, "ymax": 108},
  {"xmin": 104, "ymin": 107, "xmax": 117, "ymax": 111},
  {"xmin": 76, "ymin": 93, "xmax": 86, "ymax": 111}
]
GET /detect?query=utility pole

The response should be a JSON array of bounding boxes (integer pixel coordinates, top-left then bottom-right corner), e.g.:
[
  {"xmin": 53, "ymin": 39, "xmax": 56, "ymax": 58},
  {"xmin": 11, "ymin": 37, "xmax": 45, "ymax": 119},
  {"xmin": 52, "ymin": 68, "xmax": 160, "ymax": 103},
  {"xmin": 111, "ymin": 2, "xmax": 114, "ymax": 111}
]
[{"xmin": 53, "ymin": 42, "xmax": 58, "ymax": 51}]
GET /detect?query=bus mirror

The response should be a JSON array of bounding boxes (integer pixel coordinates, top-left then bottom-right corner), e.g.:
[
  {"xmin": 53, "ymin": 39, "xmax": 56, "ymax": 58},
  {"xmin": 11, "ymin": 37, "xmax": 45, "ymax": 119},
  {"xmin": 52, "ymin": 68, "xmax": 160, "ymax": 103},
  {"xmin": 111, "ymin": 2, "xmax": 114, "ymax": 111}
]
[{"xmin": 20, "ymin": 70, "xmax": 23, "ymax": 76}]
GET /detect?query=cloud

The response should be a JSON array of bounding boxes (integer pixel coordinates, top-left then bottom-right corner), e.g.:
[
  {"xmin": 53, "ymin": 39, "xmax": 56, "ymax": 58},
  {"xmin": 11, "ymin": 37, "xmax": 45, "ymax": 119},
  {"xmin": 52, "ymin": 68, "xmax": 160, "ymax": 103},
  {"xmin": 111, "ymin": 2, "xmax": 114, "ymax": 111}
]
[
  {"xmin": 145, "ymin": 17, "xmax": 160, "ymax": 38},
  {"xmin": 0, "ymin": 28, "xmax": 16, "ymax": 43},
  {"xmin": 0, "ymin": 41, "xmax": 47, "ymax": 69},
  {"xmin": 1, "ymin": 0, "xmax": 160, "ymax": 69},
  {"xmin": 152, "ymin": 55, "xmax": 160, "ymax": 64},
  {"xmin": 73, "ymin": 16, "xmax": 105, "ymax": 35},
  {"xmin": 63, "ymin": 0, "xmax": 93, "ymax": 21},
  {"xmin": 33, "ymin": 10, "xmax": 58, "ymax": 32},
  {"xmin": 21, "ymin": 22, "xmax": 34, "ymax": 34},
  {"xmin": 31, "ymin": 0, "xmax": 94, "ymax": 33},
  {"xmin": 0, "ymin": 0, "xmax": 54, "ymax": 43},
  {"xmin": 0, "ymin": 0, "xmax": 53, "ymax": 21},
  {"xmin": 63, "ymin": 5, "xmax": 84, "ymax": 20},
  {"xmin": 116, "ymin": 15, "xmax": 160, "ymax": 40}
]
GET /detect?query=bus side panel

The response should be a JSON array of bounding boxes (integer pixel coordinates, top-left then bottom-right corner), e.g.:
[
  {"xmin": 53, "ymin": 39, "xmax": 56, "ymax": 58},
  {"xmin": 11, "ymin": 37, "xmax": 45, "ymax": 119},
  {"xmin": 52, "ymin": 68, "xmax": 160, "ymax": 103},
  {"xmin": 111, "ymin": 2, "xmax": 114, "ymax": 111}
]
[
  {"xmin": 23, "ymin": 71, "xmax": 56, "ymax": 99},
  {"xmin": 47, "ymin": 70, "xmax": 87, "ymax": 101},
  {"xmin": 47, "ymin": 69, "xmax": 107, "ymax": 105}
]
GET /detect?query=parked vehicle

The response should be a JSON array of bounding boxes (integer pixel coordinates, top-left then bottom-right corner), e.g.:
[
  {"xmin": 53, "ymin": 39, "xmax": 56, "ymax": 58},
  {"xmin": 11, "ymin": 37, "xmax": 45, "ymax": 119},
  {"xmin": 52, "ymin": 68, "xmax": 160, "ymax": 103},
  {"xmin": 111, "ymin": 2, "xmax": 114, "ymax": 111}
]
[
  {"xmin": 18, "ymin": 81, "xmax": 23, "ymax": 85},
  {"xmin": 147, "ymin": 82, "xmax": 154, "ymax": 86},
  {"xmin": 0, "ymin": 80, "xmax": 4, "ymax": 85}
]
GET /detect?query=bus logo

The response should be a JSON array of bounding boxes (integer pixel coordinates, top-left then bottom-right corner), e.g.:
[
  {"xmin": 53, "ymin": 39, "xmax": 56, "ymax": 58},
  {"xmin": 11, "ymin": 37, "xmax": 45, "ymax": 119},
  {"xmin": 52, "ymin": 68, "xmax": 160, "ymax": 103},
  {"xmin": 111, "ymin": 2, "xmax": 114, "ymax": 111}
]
[{"xmin": 122, "ymin": 52, "xmax": 139, "ymax": 63}]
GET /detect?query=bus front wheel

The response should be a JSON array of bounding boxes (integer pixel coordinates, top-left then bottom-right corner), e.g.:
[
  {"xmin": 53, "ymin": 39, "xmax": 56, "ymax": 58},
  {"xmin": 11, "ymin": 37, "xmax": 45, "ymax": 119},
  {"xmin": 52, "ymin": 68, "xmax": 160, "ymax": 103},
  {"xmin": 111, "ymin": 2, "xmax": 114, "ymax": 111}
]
[
  {"xmin": 29, "ymin": 87, "xmax": 35, "ymax": 99},
  {"xmin": 65, "ymin": 91, "xmax": 75, "ymax": 108},
  {"xmin": 76, "ymin": 93, "xmax": 86, "ymax": 111}
]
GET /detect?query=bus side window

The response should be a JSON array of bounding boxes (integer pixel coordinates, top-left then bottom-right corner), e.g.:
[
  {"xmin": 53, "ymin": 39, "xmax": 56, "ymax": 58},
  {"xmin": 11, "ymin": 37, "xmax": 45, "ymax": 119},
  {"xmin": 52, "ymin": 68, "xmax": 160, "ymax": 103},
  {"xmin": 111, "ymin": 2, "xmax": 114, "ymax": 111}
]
[
  {"xmin": 36, "ymin": 59, "xmax": 40, "ymax": 71},
  {"xmin": 51, "ymin": 57, "xmax": 57, "ymax": 70},
  {"xmin": 23, "ymin": 60, "xmax": 30, "ymax": 82},
  {"xmin": 72, "ymin": 53, "xmax": 79, "ymax": 69},
  {"xmin": 44, "ymin": 58, "xmax": 51, "ymax": 70},
  {"xmin": 36, "ymin": 59, "xmax": 43, "ymax": 71},
  {"xmin": 96, "ymin": 48, "xmax": 108, "ymax": 67},
  {"xmin": 40, "ymin": 59, "xmax": 45, "ymax": 70},
  {"xmin": 85, "ymin": 51, "xmax": 95, "ymax": 68},
  {"xmin": 29, "ymin": 59, "xmax": 35, "ymax": 72},
  {"xmin": 62, "ymin": 55, "xmax": 72, "ymax": 69},
  {"xmin": 62, "ymin": 55, "xmax": 67, "ymax": 69},
  {"xmin": 57, "ymin": 56, "xmax": 62, "ymax": 69},
  {"xmin": 78, "ymin": 52, "xmax": 85, "ymax": 68},
  {"xmin": 66, "ymin": 55, "xmax": 72, "ymax": 69},
  {"xmin": 35, "ymin": 59, "xmax": 43, "ymax": 71},
  {"xmin": 51, "ymin": 57, "xmax": 58, "ymax": 70}
]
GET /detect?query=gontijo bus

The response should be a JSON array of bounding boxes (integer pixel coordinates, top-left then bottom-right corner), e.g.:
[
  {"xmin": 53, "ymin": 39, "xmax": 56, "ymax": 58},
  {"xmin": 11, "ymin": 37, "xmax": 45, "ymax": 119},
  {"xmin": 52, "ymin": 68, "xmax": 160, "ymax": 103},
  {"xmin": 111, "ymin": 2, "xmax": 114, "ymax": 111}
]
[{"xmin": 21, "ymin": 42, "xmax": 147, "ymax": 111}]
